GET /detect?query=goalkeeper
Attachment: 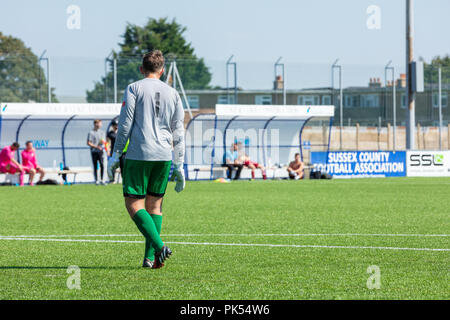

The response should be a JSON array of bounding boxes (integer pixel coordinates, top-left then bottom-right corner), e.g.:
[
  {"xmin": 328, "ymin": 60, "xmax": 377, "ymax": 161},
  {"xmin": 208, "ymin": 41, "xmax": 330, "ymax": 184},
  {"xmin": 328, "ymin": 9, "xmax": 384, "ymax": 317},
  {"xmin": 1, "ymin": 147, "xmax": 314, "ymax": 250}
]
[{"xmin": 108, "ymin": 50, "xmax": 185, "ymax": 269}]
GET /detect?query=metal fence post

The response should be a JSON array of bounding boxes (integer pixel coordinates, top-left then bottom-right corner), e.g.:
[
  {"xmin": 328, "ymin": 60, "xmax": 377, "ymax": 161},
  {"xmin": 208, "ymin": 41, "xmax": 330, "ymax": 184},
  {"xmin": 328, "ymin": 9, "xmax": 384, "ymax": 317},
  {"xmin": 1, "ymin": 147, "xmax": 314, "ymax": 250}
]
[
  {"xmin": 226, "ymin": 55, "xmax": 237, "ymax": 104},
  {"xmin": 438, "ymin": 67, "xmax": 442, "ymax": 150},
  {"xmin": 47, "ymin": 57, "xmax": 51, "ymax": 103},
  {"xmin": 331, "ymin": 59, "xmax": 343, "ymax": 150},
  {"xmin": 274, "ymin": 57, "xmax": 286, "ymax": 105},
  {"xmin": 385, "ymin": 61, "xmax": 396, "ymax": 151},
  {"xmin": 113, "ymin": 58, "xmax": 117, "ymax": 103}
]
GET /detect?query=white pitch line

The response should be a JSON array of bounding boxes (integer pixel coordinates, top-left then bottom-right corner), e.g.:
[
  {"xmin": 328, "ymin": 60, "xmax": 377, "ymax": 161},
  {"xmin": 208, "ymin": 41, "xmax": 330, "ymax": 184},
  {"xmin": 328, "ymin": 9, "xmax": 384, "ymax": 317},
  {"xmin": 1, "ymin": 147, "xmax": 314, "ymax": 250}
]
[
  {"xmin": 0, "ymin": 237, "xmax": 142, "ymax": 244},
  {"xmin": 1, "ymin": 233, "xmax": 449, "ymax": 238},
  {"xmin": 0, "ymin": 237, "xmax": 448, "ymax": 252},
  {"xmin": 166, "ymin": 241, "xmax": 450, "ymax": 252}
]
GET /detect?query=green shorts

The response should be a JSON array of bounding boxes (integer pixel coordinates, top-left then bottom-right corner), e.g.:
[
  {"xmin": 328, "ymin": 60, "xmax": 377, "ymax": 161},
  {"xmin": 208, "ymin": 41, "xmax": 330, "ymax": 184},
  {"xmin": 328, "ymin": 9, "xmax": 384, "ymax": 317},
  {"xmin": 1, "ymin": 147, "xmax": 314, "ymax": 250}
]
[{"xmin": 122, "ymin": 159, "xmax": 172, "ymax": 198}]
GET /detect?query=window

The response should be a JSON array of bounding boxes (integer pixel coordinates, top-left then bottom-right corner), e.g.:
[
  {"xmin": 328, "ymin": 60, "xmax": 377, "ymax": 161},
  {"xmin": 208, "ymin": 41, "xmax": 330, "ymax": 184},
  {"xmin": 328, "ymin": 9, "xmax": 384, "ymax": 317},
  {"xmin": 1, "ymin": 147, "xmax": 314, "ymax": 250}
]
[
  {"xmin": 432, "ymin": 93, "xmax": 448, "ymax": 108},
  {"xmin": 183, "ymin": 95, "xmax": 199, "ymax": 109},
  {"xmin": 360, "ymin": 94, "xmax": 379, "ymax": 108},
  {"xmin": 344, "ymin": 95, "xmax": 352, "ymax": 107},
  {"xmin": 401, "ymin": 93, "xmax": 406, "ymax": 109},
  {"xmin": 297, "ymin": 95, "xmax": 319, "ymax": 105},
  {"xmin": 343, "ymin": 94, "xmax": 360, "ymax": 107},
  {"xmin": 255, "ymin": 95, "xmax": 272, "ymax": 105},
  {"xmin": 218, "ymin": 95, "xmax": 235, "ymax": 104},
  {"xmin": 322, "ymin": 95, "xmax": 331, "ymax": 105}
]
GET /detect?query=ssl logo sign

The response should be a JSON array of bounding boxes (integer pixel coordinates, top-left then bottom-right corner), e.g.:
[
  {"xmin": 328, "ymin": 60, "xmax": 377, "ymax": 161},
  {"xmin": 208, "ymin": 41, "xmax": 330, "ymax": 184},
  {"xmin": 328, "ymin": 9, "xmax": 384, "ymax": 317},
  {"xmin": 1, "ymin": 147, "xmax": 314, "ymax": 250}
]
[{"xmin": 409, "ymin": 154, "xmax": 444, "ymax": 166}]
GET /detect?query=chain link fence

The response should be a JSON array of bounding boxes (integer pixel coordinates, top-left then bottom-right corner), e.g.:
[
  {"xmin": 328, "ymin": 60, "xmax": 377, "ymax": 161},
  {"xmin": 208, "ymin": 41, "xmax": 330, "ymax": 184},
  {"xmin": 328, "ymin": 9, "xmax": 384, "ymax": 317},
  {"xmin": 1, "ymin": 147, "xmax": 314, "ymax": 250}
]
[{"xmin": 1, "ymin": 55, "xmax": 449, "ymax": 147}]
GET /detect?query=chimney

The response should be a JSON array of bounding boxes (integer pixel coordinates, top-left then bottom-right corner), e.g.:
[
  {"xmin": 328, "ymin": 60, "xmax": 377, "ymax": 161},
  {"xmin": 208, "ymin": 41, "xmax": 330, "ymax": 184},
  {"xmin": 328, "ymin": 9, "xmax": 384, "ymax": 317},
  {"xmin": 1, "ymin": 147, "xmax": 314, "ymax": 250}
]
[
  {"xmin": 397, "ymin": 73, "xmax": 406, "ymax": 88},
  {"xmin": 369, "ymin": 77, "xmax": 381, "ymax": 88}
]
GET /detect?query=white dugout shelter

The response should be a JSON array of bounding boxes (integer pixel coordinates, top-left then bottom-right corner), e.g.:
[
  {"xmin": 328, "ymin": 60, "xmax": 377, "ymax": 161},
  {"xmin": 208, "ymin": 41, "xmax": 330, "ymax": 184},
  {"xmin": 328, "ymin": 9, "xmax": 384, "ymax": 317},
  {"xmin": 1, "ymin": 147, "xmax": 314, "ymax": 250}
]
[
  {"xmin": 185, "ymin": 104, "xmax": 335, "ymax": 180},
  {"xmin": 0, "ymin": 103, "xmax": 120, "ymax": 183}
]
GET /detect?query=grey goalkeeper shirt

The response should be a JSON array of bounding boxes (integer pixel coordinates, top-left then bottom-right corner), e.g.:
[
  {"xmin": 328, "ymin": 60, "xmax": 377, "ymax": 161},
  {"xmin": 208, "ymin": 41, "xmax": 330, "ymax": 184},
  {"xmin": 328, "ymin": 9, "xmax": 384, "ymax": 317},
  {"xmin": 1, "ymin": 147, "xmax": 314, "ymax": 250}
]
[{"xmin": 113, "ymin": 78, "xmax": 185, "ymax": 164}]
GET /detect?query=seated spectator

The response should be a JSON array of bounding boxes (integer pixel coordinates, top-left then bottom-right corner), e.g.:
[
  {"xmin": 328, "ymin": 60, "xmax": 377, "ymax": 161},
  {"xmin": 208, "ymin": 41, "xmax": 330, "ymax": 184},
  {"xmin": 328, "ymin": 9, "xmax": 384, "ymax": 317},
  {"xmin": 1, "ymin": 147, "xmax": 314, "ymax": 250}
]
[
  {"xmin": 0, "ymin": 142, "xmax": 25, "ymax": 186},
  {"xmin": 287, "ymin": 153, "xmax": 304, "ymax": 180},
  {"xmin": 222, "ymin": 143, "xmax": 243, "ymax": 180},
  {"xmin": 240, "ymin": 154, "xmax": 267, "ymax": 180},
  {"xmin": 21, "ymin": 141, "xmax": 45, "ymax": 185}
]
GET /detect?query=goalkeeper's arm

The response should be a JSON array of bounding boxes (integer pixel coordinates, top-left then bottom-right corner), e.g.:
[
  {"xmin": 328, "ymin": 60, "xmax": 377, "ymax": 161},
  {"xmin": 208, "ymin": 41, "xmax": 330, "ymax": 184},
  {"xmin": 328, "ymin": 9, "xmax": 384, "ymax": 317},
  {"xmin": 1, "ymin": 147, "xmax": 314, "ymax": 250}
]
[
  {"xmin": 171, "ymin": 92, "xmax": 185, "ymax": 166},
  {"xmin": 171, "ymin": 93, "xmax": 185, "ymax": 192}
]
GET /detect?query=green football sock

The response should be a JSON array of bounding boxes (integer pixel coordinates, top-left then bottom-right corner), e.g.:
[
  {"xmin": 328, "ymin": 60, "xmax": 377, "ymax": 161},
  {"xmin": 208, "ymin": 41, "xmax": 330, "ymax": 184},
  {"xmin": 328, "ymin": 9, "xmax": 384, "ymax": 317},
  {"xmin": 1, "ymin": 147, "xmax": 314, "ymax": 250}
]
[
  {"xmin": 151, "ymin": 214, "xmax": 163, "ymax": 234},
  {"xmin": 148, "ymin": 214, "xmax": 163, "ymax": 260},
  {"xmin": 132, "ymin": 209, "xmax": 164, "ymax": 255},
  {"xmin": 144, "ymin": 240, "xmax": 153, "ymax": 261}
]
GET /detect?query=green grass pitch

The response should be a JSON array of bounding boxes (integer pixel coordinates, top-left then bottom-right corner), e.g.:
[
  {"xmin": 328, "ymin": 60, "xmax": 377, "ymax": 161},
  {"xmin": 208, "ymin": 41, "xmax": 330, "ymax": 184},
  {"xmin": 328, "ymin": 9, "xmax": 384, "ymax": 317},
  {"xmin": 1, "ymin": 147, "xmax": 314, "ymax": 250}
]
[{"xmin": 0, "ymin": 178, "xmax": 448, "ymax": 300}]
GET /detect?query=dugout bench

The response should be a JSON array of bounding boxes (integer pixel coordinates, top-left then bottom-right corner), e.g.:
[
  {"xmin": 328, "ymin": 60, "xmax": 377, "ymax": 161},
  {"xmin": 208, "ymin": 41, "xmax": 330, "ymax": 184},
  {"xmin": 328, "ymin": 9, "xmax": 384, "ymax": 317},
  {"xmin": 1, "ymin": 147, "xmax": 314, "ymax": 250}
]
[
  {"xmin": 0, "ymin": 169, "xmax": 93, "ymax": 185},
  {"xmin": 189, "ymin": 164, "xmax": 313, "ymax": 181}
]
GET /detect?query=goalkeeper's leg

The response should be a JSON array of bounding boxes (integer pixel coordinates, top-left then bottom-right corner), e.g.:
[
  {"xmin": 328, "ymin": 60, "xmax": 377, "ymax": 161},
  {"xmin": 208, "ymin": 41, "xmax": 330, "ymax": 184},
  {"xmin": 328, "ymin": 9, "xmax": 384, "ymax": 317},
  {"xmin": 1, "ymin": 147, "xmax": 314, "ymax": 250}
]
[
  {"xmin": 125, "ymin": 197, "xmax": 171, "ymax": 267},
  {"xmin": 145, "ymin": 196, "xmax": 164, "ymax": 268},
  {"xmin": 123, "ymin": 160, "xmax": 172, "ymax": 267}
]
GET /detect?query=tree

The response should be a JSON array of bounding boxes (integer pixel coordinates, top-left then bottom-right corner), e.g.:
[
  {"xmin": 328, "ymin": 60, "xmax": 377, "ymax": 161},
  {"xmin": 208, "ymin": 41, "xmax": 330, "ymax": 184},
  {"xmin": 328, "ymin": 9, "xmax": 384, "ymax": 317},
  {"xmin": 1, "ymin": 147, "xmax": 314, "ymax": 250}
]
[
  {"xmin": 421, "ymin": 55, "xmax": 450, "ymax": 86},
  {"xmin": 0, "ymin": 32, "xmax": 57, "ymax": 102},
  {"xmin": 87, "ymin": 18, "xmax": 212, "ymax": 102}
]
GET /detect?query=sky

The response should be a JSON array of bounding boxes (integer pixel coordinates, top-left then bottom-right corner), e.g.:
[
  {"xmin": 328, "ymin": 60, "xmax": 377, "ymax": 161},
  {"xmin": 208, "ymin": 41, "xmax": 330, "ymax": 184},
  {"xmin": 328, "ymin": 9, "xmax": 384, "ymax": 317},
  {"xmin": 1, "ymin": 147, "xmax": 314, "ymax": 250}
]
[{"xmin": 1, "ymin": 0, "xmax": 449, "ymax": 99}]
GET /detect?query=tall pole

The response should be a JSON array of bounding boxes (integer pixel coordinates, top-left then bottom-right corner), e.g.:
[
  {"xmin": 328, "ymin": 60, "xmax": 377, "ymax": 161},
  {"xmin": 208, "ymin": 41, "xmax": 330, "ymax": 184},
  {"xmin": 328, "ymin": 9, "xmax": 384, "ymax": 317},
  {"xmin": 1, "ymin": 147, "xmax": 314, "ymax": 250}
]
[
  {"xmin": 38, "ymin": 61, "xmax": 41, "ymax": 102},
  {"xmin": 226, "ymin": 55, "xmax": 234, "ymax": 104},
  {"xmin": 385, "ymin": 61, "xmax": 396, "ymax": 151},
  {"xmin": 38, "ymin": 50, "xmax": 46, "ymax": 102},
  {"xmin": 105, "ymin": 51, "xmax": 113, "ymax": 103},
  {"xmin": 226, "ymin": 60, "xmax": 229, "ymax": 104},
  {"xmin": 283, "ymin": 67, "xmax": 286, "ymax": 105},
  {"xmin": 393, "ymin": 70, "xmax": 396, "ymax": 151},
  {"xmin": 104, "ymin": 59, "xmax": 108, "ymax": 102},
  {"xmin": 339, "ymin": 66, "xmax": 343, "ymax": 149},
  {"xmin": 113, "ymin": 58, "xmax": 117, "ymax": 103},
  {"xmin": 438, "ymin": 67, "xmax": 443, "ymax": 150},
  {"xmin": 332, "ymin": 59, "xmax": 343, "ymax": 150},
  {"xmin": 274, "ymin": 58, "xmax": 279, "ymax": 105},
  {"xmin": 234, "ymin": 62, "xmax": 237, "ymax": 104},
  {"xmin": 406, "ymin": 0, "xmax": 415, "ymax": 150},
  {"xmin": 274, "ymin": 57, "xmax": 286, "ymax": 105},
  {"xmin": 38, "ymin": 51, "xmax": 51, "ymax": 103},
  {"xmin": 384, "ymin": 60, "xmax": 391, "ymax": 120},
  {"xmin": 331, "ymin": 66, "xmax": 334, "ymax": 105},
  {"xmin": 47, "ymin": 57, "xmax": 51, "ymax": 103}
]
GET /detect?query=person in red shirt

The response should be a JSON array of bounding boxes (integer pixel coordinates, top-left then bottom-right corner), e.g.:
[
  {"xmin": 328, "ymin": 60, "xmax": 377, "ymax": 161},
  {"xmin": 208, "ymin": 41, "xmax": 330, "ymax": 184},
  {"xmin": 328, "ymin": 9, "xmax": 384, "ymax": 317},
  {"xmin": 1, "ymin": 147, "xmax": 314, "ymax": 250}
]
[
  {"xmin": 0, "ymin": 142, "xmax": 25, "ymax": 186},
  {"xmin": 240, "ymin": 154, "xmax": 267, "ymax": 180},
  {"xmin": 21, "ymin": 141, "xmax": 45, "ymax": 185}
]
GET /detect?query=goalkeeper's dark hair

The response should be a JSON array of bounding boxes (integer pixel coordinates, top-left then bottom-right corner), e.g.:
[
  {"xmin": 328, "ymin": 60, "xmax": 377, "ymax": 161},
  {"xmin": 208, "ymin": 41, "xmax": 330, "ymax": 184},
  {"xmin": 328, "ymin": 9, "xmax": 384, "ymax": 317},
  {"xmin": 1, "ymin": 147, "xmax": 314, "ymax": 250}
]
[
  {"xmin": 142, "ymin": 50, "xmax": 165, "ymax": 73},
  {"xmin": 12, "ymin": 142, "xmax": 20, "ymax": 148}
]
